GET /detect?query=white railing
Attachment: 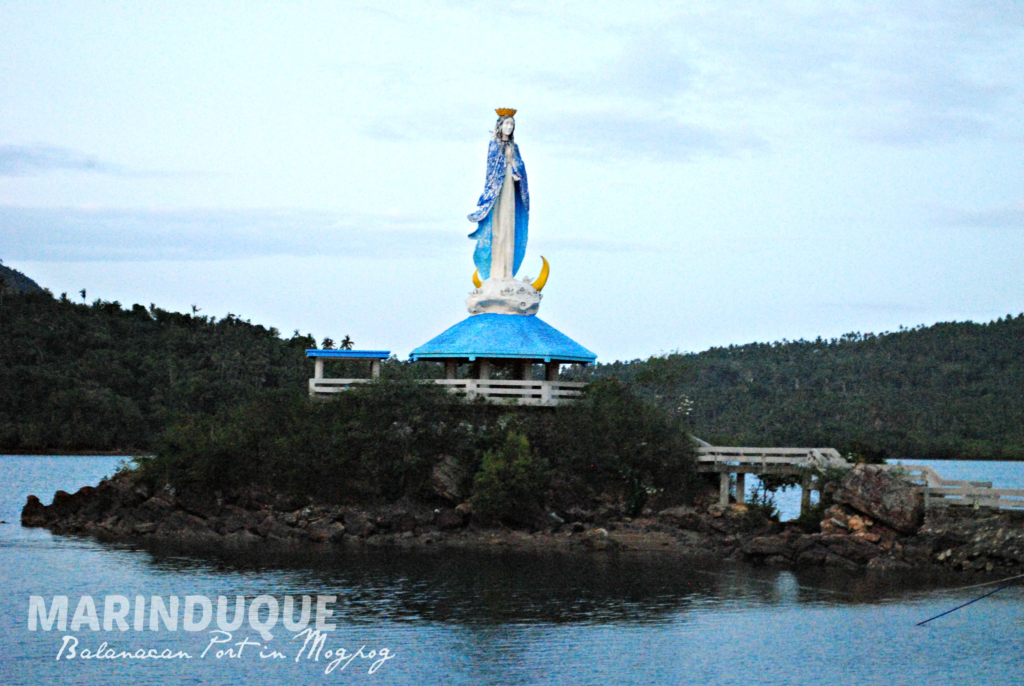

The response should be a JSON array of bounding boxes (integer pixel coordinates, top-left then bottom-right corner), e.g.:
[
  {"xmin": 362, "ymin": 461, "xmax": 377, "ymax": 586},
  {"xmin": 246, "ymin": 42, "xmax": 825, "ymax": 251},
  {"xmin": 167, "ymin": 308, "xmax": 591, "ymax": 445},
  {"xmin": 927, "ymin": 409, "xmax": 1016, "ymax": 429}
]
[
  {"xmin": 879, "ymin": 464, "xmax": 992, "ymax": 489},
  {"xmin": 308, "ymin": 378, "xmax": 587, "ymax": 405},
  {"xmin": 696, "ymin": 446, "xmax": 848, "ymax": 470},
  {"xmin": 432, "ymin": 378, "xmax": 586, "ymax": 405},
  {"xmin": 877, "ymin": 464, "xmax": 1024, "ymax": 509},
  {"xmin": 919, "ymin": 486, "xmax": 1024, "ymax": 510},
  {"xmin": 308, "ymin": 378, "xmax": 373, "ymax": 394},
  {"xmin": 694, "ymin": 443, "xmax": 1024, "ymax": 511}
]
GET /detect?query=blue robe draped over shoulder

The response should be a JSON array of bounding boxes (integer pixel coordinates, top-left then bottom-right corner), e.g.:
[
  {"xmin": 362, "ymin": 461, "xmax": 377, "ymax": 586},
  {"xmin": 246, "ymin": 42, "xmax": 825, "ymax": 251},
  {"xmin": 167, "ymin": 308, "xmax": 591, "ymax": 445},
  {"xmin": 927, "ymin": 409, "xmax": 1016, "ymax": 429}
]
[{"xmin": 467, "ymin": 140, "xmax": 529, "ymax": 280}]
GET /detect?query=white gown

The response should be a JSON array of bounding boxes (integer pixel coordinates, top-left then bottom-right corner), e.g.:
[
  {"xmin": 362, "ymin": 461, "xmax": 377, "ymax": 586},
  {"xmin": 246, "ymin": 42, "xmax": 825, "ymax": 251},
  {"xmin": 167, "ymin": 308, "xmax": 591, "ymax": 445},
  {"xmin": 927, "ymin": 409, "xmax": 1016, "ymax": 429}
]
[{"xmin": 489, "ymin": 154, "xmax": 517, "ymax": 280}]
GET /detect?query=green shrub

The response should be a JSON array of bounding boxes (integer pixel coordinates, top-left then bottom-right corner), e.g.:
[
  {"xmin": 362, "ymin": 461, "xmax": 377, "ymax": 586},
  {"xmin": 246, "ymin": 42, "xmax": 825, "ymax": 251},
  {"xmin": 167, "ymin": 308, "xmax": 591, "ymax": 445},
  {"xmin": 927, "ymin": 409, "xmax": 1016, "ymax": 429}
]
[
  {"xmin": 533, "ymin": 378, "xmax": 700, "ymax": 514},
  {"xmin": 141, "ymin": 377, "xmax": 699, "ymax": 512},
  {"xmin": 744, "ymin": 482, "xmax": 781, "ymax": 524},
  {"xmin": 470, "ymin": 431, "xmax": 549, "ymax": 522}
]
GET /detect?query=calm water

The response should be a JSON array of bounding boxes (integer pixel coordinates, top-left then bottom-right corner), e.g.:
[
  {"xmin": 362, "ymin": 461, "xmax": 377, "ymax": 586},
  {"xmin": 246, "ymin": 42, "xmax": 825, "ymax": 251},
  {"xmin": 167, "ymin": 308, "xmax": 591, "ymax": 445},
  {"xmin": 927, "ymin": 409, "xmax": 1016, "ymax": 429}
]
[{"xmin": 3, "ymin": 455, "xmax": 1024, "ymax": 685}]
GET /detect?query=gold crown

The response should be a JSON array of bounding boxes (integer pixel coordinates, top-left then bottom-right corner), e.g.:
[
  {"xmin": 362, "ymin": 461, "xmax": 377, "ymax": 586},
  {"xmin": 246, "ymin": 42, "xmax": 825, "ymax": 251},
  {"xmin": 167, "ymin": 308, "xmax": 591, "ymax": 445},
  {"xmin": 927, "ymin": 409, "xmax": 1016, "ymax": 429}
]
[{"xmin": 495, "ymin": 107, "xmax": 517, "ymax": 117}]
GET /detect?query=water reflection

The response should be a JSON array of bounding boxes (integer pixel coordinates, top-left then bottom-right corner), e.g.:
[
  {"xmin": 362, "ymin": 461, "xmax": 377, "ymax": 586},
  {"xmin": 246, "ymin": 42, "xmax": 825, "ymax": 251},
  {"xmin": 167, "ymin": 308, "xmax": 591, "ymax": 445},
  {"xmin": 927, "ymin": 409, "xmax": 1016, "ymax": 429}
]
[
  {"xmin": 116, "ymin": 542, "xmax": 962, "ymax": 627},
  {"xmin": 5, "ymin": 456, "xmax": 1024, "ymax": 685}
]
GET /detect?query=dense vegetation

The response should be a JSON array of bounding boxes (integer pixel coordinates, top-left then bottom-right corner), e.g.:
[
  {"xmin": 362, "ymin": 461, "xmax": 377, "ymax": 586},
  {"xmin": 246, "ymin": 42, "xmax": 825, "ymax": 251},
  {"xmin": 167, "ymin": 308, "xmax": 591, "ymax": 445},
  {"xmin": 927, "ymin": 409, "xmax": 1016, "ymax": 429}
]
[
  {"xmin": 575, "ymin": 316, "xmax": 1024, "ymax": 460},
  {"xmin": 140, "ymin": 378, "xmax": 700, "ymax": 518},
  {"xmin": 2, "ymin": 265, "xmax": 1023, "ymax": 461},
  {"xmin": 0, "ymin": 286, "xmax": 320, "ymax": 452}
]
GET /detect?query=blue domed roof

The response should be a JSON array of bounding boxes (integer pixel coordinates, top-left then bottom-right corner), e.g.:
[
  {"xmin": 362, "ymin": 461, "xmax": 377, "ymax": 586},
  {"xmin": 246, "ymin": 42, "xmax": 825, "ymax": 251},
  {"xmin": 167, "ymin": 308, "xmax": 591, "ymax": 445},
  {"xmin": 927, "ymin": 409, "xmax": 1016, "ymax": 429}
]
[{"xmin": 410, "ymin": 314, "xmax": 597, "ymax": 364}]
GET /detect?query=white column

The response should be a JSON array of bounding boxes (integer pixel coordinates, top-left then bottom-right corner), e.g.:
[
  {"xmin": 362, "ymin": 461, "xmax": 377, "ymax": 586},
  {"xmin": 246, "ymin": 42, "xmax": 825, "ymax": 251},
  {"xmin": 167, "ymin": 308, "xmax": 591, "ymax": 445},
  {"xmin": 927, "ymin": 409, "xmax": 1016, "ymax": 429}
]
[
  {"xmin": 800, "ymin": 474, "xmax": 812, "ymax": 517},
  {"xmin": 720, "ymin": 473, "xmax": 731, "ymax": 507},
  {"xmin": 545, "ymin": 362, "xmax": 560, "ymax": 381},
  {"xmin": 314, "ymin": 358, "xmax": 324, "ymax": 380},
  {"xmin": 445, "ymin": 360, "xmax": 457, "ymax": 380},
  {"xmin": 371, "ymin": 359, "xmax": 381, "ymax": 378}
]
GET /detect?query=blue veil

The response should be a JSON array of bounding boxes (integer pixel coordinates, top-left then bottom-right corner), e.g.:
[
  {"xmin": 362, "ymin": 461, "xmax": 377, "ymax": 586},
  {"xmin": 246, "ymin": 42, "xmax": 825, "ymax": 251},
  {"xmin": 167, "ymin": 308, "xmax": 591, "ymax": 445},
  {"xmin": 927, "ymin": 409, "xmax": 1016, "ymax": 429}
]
[{"xmin": 467, "ymin": 138, "xmax": 530, "ymax": 280}]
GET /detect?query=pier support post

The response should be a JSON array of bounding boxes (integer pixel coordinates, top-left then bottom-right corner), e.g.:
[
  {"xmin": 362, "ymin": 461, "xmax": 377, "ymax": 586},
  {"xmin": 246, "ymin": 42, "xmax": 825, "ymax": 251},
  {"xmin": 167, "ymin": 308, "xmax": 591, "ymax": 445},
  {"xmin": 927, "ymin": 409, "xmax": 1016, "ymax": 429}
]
[
  {"xmin": 736, "ymin": 472, "xmax": 746, "ymax": 505},
  {"xmin": 800, "ymin": 474, "xmax": 812, "ymax": 518},
  {"xmin": 445, "ymin": 360, "xmax": 457, "ymax": 380},
  {"xmin": 371, "ymin": 359, "xmax": 381, "ymax": 379},
  {"xmin": 314, "ymin": 358, "xmax": 324, "ymax": 380},
  {"xmin": 719, "ymin": 472, "xmax": 731, "ymax": 507}
]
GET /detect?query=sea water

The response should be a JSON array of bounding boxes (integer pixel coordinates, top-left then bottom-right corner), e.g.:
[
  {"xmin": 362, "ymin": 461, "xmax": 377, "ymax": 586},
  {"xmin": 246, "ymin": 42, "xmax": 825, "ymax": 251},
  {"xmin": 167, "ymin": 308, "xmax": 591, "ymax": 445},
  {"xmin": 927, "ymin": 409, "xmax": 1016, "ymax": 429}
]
[{"xmin": 3, "ymin": 455, "xmax": 1023, "ymax": 685}]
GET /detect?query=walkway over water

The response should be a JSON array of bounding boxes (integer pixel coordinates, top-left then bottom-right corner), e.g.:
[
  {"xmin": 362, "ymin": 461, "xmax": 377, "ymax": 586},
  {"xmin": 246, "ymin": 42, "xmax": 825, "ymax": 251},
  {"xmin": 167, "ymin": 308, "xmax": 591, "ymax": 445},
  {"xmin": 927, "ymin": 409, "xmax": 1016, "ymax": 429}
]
[{"xmin": 695, "ymin": 439, "xmax": 1024, "ymax": 512}]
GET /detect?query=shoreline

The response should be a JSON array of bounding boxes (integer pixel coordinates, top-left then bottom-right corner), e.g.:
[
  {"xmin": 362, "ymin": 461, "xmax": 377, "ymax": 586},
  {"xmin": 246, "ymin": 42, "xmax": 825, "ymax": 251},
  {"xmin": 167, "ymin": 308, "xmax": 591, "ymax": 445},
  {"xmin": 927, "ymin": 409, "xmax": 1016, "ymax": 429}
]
[{"xmin": 20, "ymin": 469, "xmax": 1024, "ymax": 575}]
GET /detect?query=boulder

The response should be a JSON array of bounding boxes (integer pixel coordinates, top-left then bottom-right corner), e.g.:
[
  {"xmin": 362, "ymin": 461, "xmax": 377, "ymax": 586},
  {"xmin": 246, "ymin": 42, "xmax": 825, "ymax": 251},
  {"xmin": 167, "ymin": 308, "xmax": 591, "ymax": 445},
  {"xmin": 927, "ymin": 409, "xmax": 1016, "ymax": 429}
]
[
  {"xmin": 582, "ymin": 528, "xmax": 620, "ymax": 551},
  {"xmin": 820, "ymin": 534, "xmax": 882, "ymax": 564},
  {"xmin": 867, "ymin": 556, "xmax": 911, "ymax": 570},
  {"xmin": 431, "ymin": 455, "xmax": 468, "ymax": 502},
  {"xmin": 741, "ymin": 536, "xmax": 791, "ymax": 558},
  {"xmin": 833, "ymin": 465, "xmax": 923, "ymax": 534},
  {"xmin": 21, "ymin": 495, "xmax": 48, "ymax": 527},
  {"xmin": 657, "ymin": 506, "xmax": 704, "ymax": 531},
  {"xmin": 436, "ymin": 509, "xmax": 467, "ymax": 531},
  {"xmin": 224, "ymin": 529, "xmax": 260, "ymax": 546},
  {"xmin": 342, "ymin": 511, "xmax": 376, "ymax": 537},
  {"xmin": 824, "ymin": 553, "xmax": 859, "ymax": 569},
  {"xmin": 796, "ymin": 548, "xmax": 827, "ymax": 565},
  {"xmin": 377, "ymin": 511, "xmax": 417, "ymax": 533},
  {"xmin": 307, "ymin": 520, "xmax": 346, "ymax": 543}
]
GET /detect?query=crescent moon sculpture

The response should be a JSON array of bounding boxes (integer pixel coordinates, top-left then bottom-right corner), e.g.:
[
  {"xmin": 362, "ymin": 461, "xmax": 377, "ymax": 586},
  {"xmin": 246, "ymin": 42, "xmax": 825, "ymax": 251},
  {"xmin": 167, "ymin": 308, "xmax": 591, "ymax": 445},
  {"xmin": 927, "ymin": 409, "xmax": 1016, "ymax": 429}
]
[
  {"xmin": 472, "ymin": 269, "xmax": 482, "ymax": 288},
  {"xmin": 531, "ymin": 256, "xmax": 550, "ymax": 291}
]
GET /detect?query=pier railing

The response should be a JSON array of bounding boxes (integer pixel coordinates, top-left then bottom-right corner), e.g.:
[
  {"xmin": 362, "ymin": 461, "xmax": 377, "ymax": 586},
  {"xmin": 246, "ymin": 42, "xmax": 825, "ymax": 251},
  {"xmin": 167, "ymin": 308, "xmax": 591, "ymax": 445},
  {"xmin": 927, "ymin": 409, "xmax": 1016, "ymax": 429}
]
[
  {"xmin": 308, "ymin": 378, "xmax": 587, "ymax": 406},
  {"xmin": 694, "ymin": 444, "xmax": 1024, "ymax": 511},
  {"xmin": 880, "ymin": 464, "xmax": 1024, "ymax": 509},
  {"xmin": 695, "ymin": 445, "xmax": 847, "ymax": 510}
]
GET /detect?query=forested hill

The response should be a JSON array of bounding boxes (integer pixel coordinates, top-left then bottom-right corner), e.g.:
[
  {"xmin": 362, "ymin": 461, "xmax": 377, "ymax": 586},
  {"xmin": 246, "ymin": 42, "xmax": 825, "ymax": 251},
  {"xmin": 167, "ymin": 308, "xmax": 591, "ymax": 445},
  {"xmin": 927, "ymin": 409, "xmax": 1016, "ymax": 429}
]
[
  {"xmin": 2, "ymin": 267, "xmax": 1022, "ymax": 459},
  {"xmin": 0, "ymin": 263, "xmax": 42, "ymax": 294},
  {"xmin": 0, "ymin": 287, "xmax": 321, "ymax": 452},
  {"xmin": 579, "ymin": 317, "xmax": 1024, "ymax": 460}
]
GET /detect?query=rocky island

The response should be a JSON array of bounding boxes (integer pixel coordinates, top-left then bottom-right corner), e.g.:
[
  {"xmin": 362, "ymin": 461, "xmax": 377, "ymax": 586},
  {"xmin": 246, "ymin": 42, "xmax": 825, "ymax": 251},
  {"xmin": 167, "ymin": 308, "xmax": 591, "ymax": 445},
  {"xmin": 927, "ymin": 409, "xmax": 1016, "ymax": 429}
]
[{"xmin": 22, "ymin": 462, "xmax": 1024, "ymax": 576}]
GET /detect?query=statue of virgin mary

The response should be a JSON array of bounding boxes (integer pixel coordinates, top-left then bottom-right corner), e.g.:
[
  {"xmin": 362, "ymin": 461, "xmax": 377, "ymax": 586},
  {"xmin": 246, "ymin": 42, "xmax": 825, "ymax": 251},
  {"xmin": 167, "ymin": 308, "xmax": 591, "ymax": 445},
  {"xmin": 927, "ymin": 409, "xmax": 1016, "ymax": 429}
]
[{"xmin": 467, "ymin": 109, "xmax": 529, "ymax": 281}]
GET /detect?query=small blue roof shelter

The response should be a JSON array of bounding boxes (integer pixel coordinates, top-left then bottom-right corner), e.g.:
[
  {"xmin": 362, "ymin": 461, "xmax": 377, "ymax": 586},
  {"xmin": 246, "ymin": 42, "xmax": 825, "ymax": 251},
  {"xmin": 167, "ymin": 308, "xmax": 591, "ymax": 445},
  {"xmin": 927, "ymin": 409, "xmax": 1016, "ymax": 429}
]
[
  {"xmin": 306, "ymin": 349, "xmax": 391, "ymax": 380},
  {"xmin": 305, "ymin": 350, "xmax": 390, "ymax": 359},
  {"xmin": 410, "ymin": 314, "xmax": 596, "ymax": 377}
]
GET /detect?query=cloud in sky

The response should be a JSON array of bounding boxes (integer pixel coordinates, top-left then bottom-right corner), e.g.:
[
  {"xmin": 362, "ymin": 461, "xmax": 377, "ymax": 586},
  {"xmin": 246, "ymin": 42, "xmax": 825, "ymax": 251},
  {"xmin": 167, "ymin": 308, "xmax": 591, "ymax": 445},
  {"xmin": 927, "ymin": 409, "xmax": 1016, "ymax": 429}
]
[
  {"xmin": 542, "ymin": 4, "xmax": 1024, "ymax": 147},
  {"xmin": 0, "ymin": 144, "xmax": 126, "ymax": 177},
  {"xmin": 937, "ymin": 203, "xmax": 1024, "ymax": 229},
  {"xmin": 0, "ymin": 206, "xmax": 460, "ymax": 262},
  {"xmin": 0, "ymin": 143, "xmax": 180, "ymax": 178},
  {"xmin": 302, "ymin": 4, "xmax": 1024, "ymax": 163},
  {"xmin": 1, "ymin": 206, "xmax": 672, "ymax": 263},
  {"xmin": 2, "ymin": 2, "xmax": 1024, "ymax": 357}
]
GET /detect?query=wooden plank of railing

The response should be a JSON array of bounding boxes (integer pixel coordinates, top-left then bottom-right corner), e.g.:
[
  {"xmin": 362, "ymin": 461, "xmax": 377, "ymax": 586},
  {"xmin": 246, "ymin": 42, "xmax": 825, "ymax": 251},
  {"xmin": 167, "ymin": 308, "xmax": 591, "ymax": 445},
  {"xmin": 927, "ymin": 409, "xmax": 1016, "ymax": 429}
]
[
  {"xmin": 696, "ymin": 455, "xmax": 820, "ymax": 465},
  {"xmin": 310, "ymin": 377, "xmax": 583, "ymax": 404},
  {"xmin": 925, "ymin": 497, "xmax": 1024, "ymax": 509},
  {"xmin": 698, "ymin": 447, "xmax": 820, "ymax": 455},
  {"xmin": 919, "ymin": 485, "xmax": 1024, "ymax": 510},
  {"xmin": 924, "ymin": 487, "xmax": 1024, "ymax": 497},
  {"xmin": 888, "ymin": 464, "xmax": 993, "ymax": 488}
]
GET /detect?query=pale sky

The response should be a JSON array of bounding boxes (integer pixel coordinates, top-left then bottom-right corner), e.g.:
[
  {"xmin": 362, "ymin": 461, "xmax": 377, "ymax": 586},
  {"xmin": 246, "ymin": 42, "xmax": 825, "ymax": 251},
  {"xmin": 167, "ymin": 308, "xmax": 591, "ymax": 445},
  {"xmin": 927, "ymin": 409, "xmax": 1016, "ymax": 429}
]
[{"xmin": 3, "ymin": 2, "xmax": 1023, "ymax": 361}]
